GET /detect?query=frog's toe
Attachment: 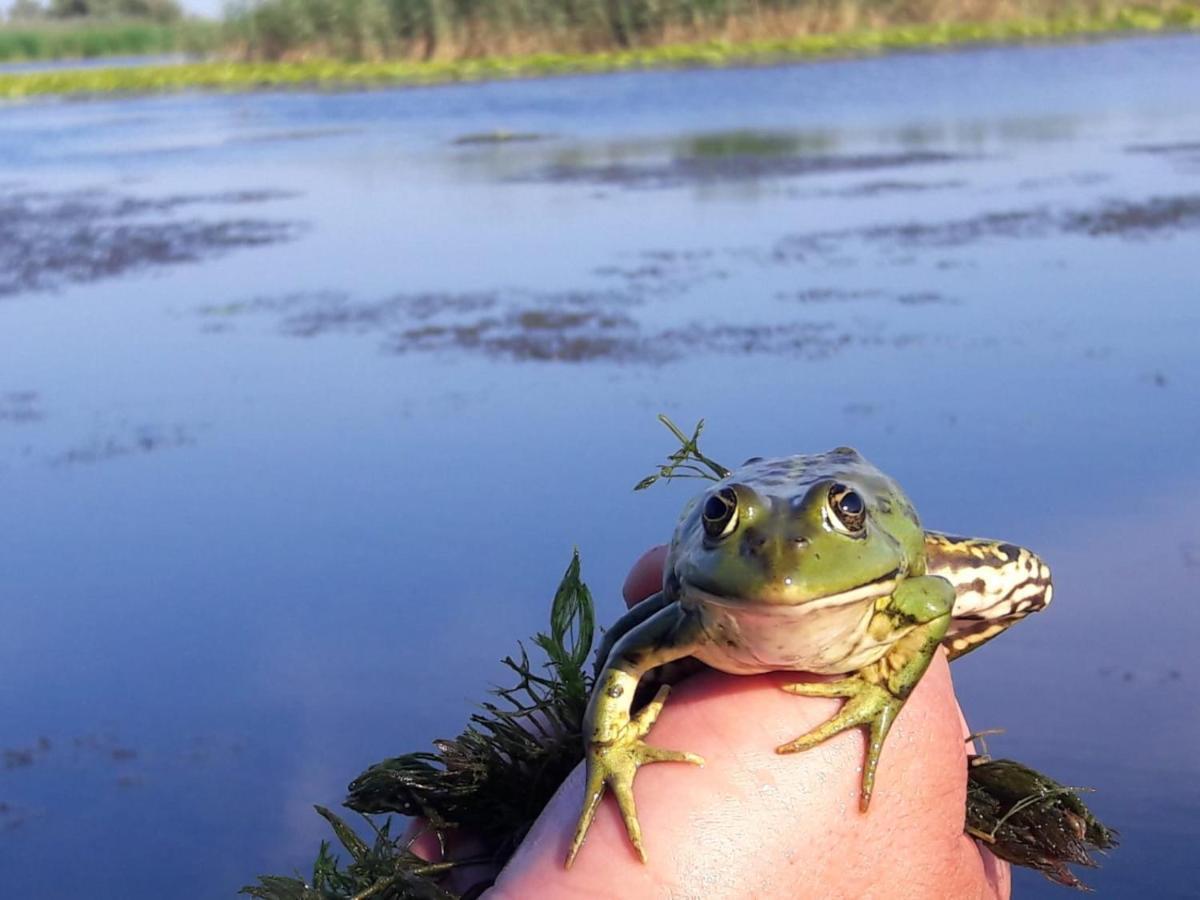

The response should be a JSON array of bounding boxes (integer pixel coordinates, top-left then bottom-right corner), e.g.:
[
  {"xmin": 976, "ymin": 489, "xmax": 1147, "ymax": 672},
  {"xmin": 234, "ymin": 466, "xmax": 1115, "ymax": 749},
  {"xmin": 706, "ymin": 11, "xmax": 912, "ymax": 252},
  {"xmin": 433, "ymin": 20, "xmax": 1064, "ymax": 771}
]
[
  {"xmin": 610, "ymin": 774, "xmax": 646, "ymax": 863},
  {"xmin": 781, "ymin": 677, "xmax": 867, "ymax": 699},
  {"xmin": 631, "ymin": 684, "xmax": 672, "ymax": 736},
  {"xmin": 566, "ymin": 764, "xmax": 607, "ymax": 868},
  {"xmin": 565, "ymin": 736, "xmax": 704, "ymax": 867},
  {"xmin": 776, "ymin": 680, "xmax": 902, "ymax": 812},
  {"xmin": 638, "ymin": 744, "xmax": 704, "ymax": 765}
]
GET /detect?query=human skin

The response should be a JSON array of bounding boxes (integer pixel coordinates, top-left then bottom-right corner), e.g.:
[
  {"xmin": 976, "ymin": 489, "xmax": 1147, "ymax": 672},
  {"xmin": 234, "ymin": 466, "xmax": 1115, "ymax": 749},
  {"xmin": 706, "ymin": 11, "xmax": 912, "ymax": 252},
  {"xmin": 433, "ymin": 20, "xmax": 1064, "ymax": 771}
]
[{"xmin": 482, "ymin": 545, "xmax": 1011, "ymax": 899}]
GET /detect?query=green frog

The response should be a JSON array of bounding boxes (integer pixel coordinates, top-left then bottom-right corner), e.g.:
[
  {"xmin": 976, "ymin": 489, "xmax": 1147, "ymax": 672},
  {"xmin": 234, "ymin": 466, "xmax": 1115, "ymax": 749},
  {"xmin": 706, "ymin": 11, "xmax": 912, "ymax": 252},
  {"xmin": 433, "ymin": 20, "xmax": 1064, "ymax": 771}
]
[{"xmin": 566, "ymin": 447, "xmax": 1052, "ymax": 867}]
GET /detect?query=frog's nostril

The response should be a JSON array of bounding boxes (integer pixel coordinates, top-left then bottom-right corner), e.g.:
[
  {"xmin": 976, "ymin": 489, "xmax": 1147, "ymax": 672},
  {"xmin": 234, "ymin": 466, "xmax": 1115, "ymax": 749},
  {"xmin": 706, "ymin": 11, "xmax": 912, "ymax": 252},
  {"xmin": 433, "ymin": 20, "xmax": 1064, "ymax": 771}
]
[
  {"xmin": 792, "ymin": 538, "xmax": 809, "ymax": 550},
  {"xmin": 740, "ymin": 529, "xmax": 767, "ymax": 557}
]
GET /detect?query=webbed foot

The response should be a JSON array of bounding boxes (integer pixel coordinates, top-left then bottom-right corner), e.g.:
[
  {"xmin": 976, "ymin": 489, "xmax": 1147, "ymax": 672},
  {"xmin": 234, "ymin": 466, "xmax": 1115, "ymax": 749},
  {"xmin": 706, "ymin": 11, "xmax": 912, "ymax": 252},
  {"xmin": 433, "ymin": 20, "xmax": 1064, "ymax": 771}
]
[
  {"xmin": 565, "ymin": 685, "xmax": 703, "ymax": 867},
  {"xmin": 776, "ymin": 677, "xmax": 902, "ymax": 812}
]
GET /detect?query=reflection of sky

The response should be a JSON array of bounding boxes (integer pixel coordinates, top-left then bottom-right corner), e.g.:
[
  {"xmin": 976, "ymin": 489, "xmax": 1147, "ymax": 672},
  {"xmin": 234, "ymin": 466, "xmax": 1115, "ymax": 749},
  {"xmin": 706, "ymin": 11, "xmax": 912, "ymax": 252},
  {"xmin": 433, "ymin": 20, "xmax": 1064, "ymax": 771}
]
[{"xmin": 0, "ymin": 34, "xmax": 1198, "ymax": 899}]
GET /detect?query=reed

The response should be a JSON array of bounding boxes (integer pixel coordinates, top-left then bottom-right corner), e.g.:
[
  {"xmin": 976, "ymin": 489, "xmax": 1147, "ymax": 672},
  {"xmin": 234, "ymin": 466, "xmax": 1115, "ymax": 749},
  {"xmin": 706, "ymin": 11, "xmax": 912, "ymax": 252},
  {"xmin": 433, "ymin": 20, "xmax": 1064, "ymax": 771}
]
[
  {"xmin": 0, "ymin": 18, "xmax": 220, "ymax": 61},
  {"xmin": 0, "ymin": 2, "xmax": 1197, "ymax": 97},
  {"xmin": 221, "ymin": 0, "xmax": 1200, "ymax": 62}
]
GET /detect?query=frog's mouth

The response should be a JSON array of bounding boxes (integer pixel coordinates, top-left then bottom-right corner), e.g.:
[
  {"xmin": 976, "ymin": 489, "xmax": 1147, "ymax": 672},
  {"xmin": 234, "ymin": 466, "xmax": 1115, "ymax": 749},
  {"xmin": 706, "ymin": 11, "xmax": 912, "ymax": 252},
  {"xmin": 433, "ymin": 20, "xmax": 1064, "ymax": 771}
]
[{"xmin": 680, "ymin": 567, "xmax": 902, "ymax": 612}]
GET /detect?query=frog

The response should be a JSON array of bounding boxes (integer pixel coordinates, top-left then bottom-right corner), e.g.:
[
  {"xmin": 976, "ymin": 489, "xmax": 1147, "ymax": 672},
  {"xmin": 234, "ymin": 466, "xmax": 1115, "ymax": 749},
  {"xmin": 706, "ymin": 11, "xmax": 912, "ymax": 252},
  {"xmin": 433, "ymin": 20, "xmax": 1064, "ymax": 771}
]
[{"xmin": 565, "ymin": 446, "xmax": 1052, "ymax": 867}]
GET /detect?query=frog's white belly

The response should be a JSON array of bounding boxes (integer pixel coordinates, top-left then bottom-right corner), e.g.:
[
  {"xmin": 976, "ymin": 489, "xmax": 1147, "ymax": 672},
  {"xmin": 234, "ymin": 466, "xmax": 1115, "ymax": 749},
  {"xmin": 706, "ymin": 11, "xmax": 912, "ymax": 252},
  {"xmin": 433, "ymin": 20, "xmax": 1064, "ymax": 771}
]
[{"xmin": 682, "ymin": 578, "xmax": 904, "ymax": 676}]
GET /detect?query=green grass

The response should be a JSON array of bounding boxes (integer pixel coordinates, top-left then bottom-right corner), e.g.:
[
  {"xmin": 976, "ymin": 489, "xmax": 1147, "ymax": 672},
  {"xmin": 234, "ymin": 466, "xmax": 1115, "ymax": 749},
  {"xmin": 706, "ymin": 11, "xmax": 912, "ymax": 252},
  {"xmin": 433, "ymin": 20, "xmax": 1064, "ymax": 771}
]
[
  {"xmin": 0, "ymin": 18, "xmax": 221, "ymax": 62},
  {"xmin": 1, "ymin": 4, "xmax": 1198, "ymax": 98}
]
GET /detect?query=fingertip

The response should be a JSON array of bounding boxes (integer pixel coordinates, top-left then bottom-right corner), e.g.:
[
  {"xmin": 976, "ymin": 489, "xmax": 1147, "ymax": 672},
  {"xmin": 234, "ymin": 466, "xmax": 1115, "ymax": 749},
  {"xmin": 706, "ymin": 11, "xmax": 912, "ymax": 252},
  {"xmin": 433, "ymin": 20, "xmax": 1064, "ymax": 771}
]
[{"xmin": 621, "ymin": 545, "xmax": 669, "ymax": 607}]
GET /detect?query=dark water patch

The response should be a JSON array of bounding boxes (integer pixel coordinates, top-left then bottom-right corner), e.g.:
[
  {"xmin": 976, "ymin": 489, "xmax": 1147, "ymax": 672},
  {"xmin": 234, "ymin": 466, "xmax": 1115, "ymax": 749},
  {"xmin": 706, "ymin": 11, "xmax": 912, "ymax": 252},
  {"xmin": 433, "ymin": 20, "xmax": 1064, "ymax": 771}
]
[
  {"xmin": 594, "ymin": 248, "xmax": 728, "ymax": 296},
  {"xmin": 1060, "ymin": 195, "xmax": 1200, "ymax": 237},
  {"xmin": 390, "ymin": 311, "xmax": 915, "ymax": 363},
  {"xmin": 843, "ymin": 402, "xmax": 877, "ymax": 416},
  {"xmin": 452, "ymin": 130, "xmax": 548, "ymax": 146},
  {"xmin": 3, "ymin": 737, "xmax": 50, "ymax": 770},
  {"xmin": 0, "ymin": 187, "xmax": 301, "ymax": 298},
  {"xmin": 392, "ymin": 306, "xmax": 647, "ymax": 362},
  {"xmin": 3, "ymin": 749, "xmax": 35, "ymax": 769},
  {"xmin": 49, "ymin": 424, "xmax": 195, "ymax": 467},
  {"xmin": 658, "ymin": 320, "xmax": 887, "ymax": 359},
  {"xmin": 1015, "ymin": 171, "xmax": 1110, "ymax": 191},
  {"xmin": 684, "ymin": 130, "xmax": 829, "ymax": 159},
  {"xmin": 896, "ymin": 290, "xmax": 959, "ymax": 305},
  {"xmin": 200, "ymin": 285, "xmax": 926, "ymax": 364},
  {"xmin": 284, "ymin": 291, "xmax": 505, "ymax": 337},
  {"xmin": 771, "ymin": 193, "xmax": 1200, "ymax": 260},
  {"xmin": 0, "ymin": 391, "xmax": 42, "ymax": 423},
  {"xmin": 777, "ymin": 287, "xmax": 885, "ymax": 303},
  {"xmin": 199, "ymin": 290, "xmax": 510, "ymax": 333},
  {"xmin": 228, "ymin": 128, "xmax": 361, "ymax": 146},
  {"xmin": 854, "ymin": 208, "xmax": 1051, "ymax": 249},
  {"xmin": 523, "ymin": 150, "xmax": 964, "ymax": 190},
  {"xmin": 818, "ymin": 178, "xmax": 967, "ymax": 198},
  {"xmin": 198, "ymin": 289, "xmax": 349, "ymax": 319},
  {"xmin": 775, "ymin": 287, "xmax": 956, "ymax": 305},
  {"xmin": 1181, "ymin": 543, "xmax": 1200, "ymax": 569},
  {"xmin": 1125, "ymin": 141, "xmax": 1200, "ymax": 156}
]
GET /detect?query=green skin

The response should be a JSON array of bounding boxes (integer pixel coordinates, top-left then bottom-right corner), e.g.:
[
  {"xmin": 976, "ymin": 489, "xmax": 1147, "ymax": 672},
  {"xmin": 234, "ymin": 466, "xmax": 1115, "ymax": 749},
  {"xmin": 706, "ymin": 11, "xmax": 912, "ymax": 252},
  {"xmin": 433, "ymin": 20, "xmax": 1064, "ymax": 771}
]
[{"xmin": 566, "ymin": 447, "xmax": 1053, "ymax": 867}]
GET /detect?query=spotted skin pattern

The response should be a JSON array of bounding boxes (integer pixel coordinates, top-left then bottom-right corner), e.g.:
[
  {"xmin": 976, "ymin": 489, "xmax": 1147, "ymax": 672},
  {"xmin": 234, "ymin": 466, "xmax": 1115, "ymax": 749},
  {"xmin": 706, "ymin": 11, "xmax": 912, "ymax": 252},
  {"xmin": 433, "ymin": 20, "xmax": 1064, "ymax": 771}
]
[{"xmin": 924, "ymin": 532, "xmax": 1053, "ymax": 660}]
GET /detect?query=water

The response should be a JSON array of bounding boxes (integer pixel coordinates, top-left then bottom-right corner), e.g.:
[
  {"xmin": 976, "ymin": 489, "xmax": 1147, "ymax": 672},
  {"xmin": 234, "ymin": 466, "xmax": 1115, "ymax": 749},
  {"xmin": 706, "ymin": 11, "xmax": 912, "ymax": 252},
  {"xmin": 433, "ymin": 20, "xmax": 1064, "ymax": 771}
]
[
  {"xmin": 1, "ymin": 34, "xmax": 1198, "ymax": 898},
  {"xmin": 0, "ymin": 54, "xmax": 190, "ymax": 74}
]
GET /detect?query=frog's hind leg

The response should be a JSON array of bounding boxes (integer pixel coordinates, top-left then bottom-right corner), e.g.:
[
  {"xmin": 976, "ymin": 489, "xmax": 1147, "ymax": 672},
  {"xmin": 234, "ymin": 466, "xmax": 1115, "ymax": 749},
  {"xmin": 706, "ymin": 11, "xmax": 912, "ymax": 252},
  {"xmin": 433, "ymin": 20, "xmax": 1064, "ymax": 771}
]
[
  {"xmin": 924, "ymin": 532, "xmax": 1053, "ymax": 661},
  {"xmin": 776, "ymin": 575, "xmax": 954, "ymax": 811}
]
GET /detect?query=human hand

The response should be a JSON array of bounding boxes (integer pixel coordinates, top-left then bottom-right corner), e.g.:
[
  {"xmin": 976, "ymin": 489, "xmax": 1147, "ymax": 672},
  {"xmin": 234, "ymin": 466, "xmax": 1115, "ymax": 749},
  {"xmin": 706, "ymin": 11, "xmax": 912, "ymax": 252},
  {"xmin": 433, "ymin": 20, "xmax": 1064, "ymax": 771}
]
[{"xmin": 485, "ymin": 545, "xmax": 1010, "ymax": 899}]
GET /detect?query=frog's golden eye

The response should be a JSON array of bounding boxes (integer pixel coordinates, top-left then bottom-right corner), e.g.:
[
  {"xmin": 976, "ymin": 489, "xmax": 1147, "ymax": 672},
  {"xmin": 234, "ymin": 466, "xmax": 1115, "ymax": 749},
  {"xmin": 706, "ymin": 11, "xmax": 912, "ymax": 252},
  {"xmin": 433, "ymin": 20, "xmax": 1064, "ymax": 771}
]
[
  {"xmin": 702, "ymin": 487, "xmax": 739, "ymax": 540},
  {"xmin": 828, "ymin": 482, "xmax": 867, "ymax": 534}
]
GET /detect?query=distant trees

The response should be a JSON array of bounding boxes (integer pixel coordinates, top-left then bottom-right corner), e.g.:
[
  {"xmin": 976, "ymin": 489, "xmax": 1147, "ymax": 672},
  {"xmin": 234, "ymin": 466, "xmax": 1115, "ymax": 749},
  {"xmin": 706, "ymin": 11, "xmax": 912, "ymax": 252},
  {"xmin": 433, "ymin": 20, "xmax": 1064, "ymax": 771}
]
[
  {"xmin": 6, "ymin": 0, "xmax": 48, "ymax": 19},
  {"xmin": 5, "ymin": 0, "xmax": 184, "ymax": 23}
]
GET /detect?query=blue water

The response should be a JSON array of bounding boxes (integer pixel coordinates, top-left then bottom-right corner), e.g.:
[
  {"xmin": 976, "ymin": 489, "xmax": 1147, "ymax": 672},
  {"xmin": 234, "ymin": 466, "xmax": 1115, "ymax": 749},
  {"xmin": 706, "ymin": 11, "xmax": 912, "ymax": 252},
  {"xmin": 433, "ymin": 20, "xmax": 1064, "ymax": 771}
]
[
  {"xmin": 1, "ymin": 34, "xmax": 1198, "ymax": 898},
  {"xmin": 0, "ymin": 53, "xmax": 189, "ymax": 73}
]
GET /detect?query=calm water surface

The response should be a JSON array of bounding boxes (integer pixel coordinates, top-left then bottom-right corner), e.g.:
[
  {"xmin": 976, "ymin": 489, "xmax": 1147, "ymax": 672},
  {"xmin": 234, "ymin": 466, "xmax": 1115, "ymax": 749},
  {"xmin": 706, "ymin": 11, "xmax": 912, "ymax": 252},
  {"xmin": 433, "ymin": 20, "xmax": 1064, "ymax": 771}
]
[{"xmin": 1, "ymin": 35, "xmax": 1198, "ymax": 898}]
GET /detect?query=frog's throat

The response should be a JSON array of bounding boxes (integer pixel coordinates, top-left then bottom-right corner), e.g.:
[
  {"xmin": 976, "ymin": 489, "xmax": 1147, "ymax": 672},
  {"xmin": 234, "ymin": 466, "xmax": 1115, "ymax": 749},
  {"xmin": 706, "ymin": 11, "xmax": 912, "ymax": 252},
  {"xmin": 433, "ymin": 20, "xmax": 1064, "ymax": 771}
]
[{"xmin": 679, "ymin": 568, "xmax": 902, "ymax": 612}]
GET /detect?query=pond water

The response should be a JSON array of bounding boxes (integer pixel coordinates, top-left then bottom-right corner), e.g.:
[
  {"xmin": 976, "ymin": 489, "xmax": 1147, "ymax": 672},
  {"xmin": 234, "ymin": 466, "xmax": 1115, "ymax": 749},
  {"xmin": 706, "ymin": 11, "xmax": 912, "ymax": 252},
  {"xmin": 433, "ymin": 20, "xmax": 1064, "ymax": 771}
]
[
  {"xmin": 1, "ymin": 34, "xmax": 1198, "ymax": 898},
  {"xmin": 0, "ymin": 53, "xmax": 190, "ymax": 74}
]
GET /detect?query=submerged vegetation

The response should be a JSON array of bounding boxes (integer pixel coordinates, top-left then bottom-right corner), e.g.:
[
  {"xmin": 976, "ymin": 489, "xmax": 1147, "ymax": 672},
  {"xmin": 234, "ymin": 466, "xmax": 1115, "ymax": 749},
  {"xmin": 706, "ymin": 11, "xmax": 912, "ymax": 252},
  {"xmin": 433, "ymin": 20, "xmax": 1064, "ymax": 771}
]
[
  {"xmin": 243, "ymin": 421, "xmax": 1116, "ymax": 899},
  {"xmin": 0, "ymin": 1, "xmax": 1198, "ymax": 96}
]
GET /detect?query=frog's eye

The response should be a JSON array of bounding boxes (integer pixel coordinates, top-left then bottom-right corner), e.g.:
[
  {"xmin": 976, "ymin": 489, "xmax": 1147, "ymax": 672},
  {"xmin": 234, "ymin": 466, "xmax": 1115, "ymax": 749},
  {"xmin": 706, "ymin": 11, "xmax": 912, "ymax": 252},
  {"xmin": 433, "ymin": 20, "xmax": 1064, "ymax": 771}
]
[
  {"xmin": 702, "ymin": 487, "xmax": 740, "ymax": 540},
  {"xmin": 828, "ymin": 483, "xmax": 867, "ymax": 534}
]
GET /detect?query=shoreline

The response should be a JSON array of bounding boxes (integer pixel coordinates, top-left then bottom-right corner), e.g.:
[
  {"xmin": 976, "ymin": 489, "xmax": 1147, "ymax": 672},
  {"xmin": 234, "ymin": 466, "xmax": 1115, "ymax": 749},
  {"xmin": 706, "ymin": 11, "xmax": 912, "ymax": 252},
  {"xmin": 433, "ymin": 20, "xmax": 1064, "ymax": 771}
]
[{"xmin": 2, "ymin": 8, "xmax": 1198, "ymax": 100}]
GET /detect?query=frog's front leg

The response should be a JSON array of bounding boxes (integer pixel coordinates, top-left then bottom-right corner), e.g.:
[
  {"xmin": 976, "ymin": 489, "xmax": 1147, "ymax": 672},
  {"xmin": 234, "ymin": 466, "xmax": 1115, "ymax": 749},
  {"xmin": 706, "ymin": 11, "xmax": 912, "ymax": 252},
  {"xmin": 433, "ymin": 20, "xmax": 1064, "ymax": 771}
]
[
  {"xmin": 566, "ymin": 599, "xmax": 706, "ymax": 867},
  {"xmin": 590, "ymin": 590, "xmax": 671, "ymax": 680},
  {"xmin": 776, "ymin": 575, "xmax": 955, "ymax": 811}
]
